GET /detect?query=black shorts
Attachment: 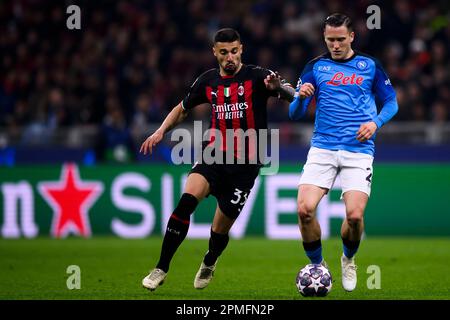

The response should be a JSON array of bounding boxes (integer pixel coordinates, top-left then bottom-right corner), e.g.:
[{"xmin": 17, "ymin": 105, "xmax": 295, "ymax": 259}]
[{"xmin": 189, "ymin": 162, "xmax": 260, "ymax": 219}]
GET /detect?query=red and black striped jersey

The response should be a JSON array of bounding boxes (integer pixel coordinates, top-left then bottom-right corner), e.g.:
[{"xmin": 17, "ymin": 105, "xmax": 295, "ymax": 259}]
[{"xmin": 182, "ymin": 64, "xmax": 289, "ymax": 163}]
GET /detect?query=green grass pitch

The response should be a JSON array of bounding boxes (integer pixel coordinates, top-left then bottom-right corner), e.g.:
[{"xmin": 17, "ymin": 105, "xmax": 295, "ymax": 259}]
[{"xmin": 1, "ymin": 237, "xmax": 449, "ymax": 300}]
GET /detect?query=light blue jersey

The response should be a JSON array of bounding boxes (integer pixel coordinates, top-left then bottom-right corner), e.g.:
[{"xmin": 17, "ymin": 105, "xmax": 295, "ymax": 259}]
[{"xmin": 289, "ymin": 51, "xmax": 398, "ymax": 156}]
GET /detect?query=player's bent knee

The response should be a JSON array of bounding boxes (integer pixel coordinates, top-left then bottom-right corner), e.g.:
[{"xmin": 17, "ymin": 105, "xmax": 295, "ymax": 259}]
[
  {"xmin": 184, "ymin": 173, "xmax": 210, "ymax": 199},
  {"xmin": 346, "ymin": 212, "xmax": 364, "ymax": 227},
  {"xmin": 297, "ymin": 203, "xmax": 315, "ymax": 223}
]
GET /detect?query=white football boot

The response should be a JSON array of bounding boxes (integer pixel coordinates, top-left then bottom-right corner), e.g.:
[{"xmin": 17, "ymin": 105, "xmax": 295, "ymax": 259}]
[
  {"xmin": 142, "ymin": 268, "xmax": 167, "ymax": 291},
  {"xmin": 194, "ymin": 261, "xmax": 217, "ymax": 289},
  {"xmin": 341, "ymin": 254, "xmax": 357, "ymax": 291}
]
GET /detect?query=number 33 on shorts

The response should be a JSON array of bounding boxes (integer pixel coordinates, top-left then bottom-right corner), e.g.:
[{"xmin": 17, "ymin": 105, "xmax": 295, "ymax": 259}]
[{"xmin": 230, "ymin": 188, "xmax": 249, "ymax": 211}]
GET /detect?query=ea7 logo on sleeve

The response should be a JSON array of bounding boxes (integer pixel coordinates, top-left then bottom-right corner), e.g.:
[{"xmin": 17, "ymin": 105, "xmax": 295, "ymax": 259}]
[
  {"xmin": 318, "ymin": 66, "xmax": 331, "ymax": 71},
  {"xmin": 326, "ymin": 72, "xmax": 364, "ymax": 86}
]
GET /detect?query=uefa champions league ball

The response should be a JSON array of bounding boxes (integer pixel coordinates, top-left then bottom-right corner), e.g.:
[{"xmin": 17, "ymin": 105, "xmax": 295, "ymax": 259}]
[{"xmin": 296, "ymin": 264, "xmax": 332, "ymax": 297}]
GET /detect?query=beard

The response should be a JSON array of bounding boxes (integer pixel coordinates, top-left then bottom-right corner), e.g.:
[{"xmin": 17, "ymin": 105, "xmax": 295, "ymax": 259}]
[{"xmin": 223, "ymin": 62, "xmax": 237, "ymax": 75}]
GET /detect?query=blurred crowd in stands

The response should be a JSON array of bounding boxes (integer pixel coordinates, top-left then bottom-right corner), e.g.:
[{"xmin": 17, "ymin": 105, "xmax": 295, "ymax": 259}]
[{"xmin": 0, "ymin": 0, "xmax": 449, "ymax": 160}]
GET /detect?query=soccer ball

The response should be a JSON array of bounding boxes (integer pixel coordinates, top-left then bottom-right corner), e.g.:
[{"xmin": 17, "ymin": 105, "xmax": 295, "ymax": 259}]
[{"xmin": 296, "ymin": 264, "xmax": 332, "ymax": 297}]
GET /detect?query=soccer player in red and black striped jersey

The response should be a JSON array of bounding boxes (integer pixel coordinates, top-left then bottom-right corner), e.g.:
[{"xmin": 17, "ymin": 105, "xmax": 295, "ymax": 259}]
[{"xmin": 140, "ymin": 28, "xmax": 294, "ymax": 291}]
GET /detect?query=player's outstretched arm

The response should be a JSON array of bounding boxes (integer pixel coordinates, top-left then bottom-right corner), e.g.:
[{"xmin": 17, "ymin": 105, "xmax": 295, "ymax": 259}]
[
  {"xmin": 288, "ymin": 83, "xmax": 315, "ymax": 120},
  {"xmin": 140, "ymin": 102, "xmax": 189, "ymax": 155},
  {"xmin": 264, "ymin": 71, "xmax": 295, "ymax": 102}
]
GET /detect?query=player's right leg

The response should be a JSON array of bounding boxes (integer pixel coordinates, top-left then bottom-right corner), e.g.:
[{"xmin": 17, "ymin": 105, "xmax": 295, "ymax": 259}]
[
  {"xmin": 142, "ymin": 173, "xmax": 210, "ymax": 291},
  {"xmin": 297, "ymin": 184, "xmax": 328, "ymax": 265},
  {"xmin": 297, "ymin": 147, "xmax": 338, "ymax": 266}
]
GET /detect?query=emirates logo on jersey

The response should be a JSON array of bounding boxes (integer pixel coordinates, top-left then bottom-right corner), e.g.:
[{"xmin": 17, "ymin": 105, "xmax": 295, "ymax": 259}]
[
  {"xmin": 213, "ymin": 102, "xmax": 248, "ymax": 113},
  {"xmin": 213, "ymin": 102, "xmax": 248, "ymax": 120},
  {"xmin": 326, "ymin": 72, "xmax": 364, "ymax": 86}
]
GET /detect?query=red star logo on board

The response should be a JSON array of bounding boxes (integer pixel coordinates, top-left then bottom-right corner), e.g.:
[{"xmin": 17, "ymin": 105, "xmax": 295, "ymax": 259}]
[{"xmin": 38, "ymin": 163, "xmax": 103, "ymax": 238}]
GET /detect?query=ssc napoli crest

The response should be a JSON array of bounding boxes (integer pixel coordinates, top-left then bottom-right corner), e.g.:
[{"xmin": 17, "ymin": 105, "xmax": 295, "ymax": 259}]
[{"xmin": 356, "ymin": 60, "xmax": 367, "ymax": 70}]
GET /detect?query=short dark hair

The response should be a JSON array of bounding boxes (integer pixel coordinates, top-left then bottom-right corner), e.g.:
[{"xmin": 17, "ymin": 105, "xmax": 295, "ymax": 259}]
[
  {"xmin": 213, "ymin": 28, "xmax": 241, "ymax": 44},
  {"xmin": 323, "ymin": 13, "xmax": 353, "ymax": 32}
]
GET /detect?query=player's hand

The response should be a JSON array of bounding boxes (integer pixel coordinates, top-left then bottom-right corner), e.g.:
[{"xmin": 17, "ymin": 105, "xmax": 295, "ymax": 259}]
[
  {"xmin": 264, "ymin": 71, "xmax": 282, "ymax": 90},
  {"xmin": 356, "ymin": 121, "xmax": 378, "ymax": 142},
  {"xmin": 299, "ymin": 83, "xmax": 315, "ymax": 99},
  {"xmin": 140, "ymin": 129, "xmax": 164, "ymax": 155}
]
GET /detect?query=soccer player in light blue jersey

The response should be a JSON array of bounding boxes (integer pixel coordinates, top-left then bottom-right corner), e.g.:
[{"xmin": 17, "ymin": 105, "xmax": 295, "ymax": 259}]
[{"xmin": 289, "ymin": 13, "xmax": 398, "ymax": 292}]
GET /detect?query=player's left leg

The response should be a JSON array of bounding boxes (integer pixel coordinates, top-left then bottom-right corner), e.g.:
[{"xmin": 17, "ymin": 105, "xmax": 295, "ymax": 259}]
[
  {"xmin": 142, "ymin": 173, "xmax": 209, "ymax": 291},
  {"xmin": 340, "ymin": 190, "xmax": 369, "ymax": 291},
  {"xmin": 194, "ymin": 164, "xmax": 258, "ymax": 289},
  {"xmin": 194, "ymin": 205, "xmax": 235, "ymax": 289},
  {"xmin": 338, "ymin": 150, "xmax": 373, "ymax": 291}
]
